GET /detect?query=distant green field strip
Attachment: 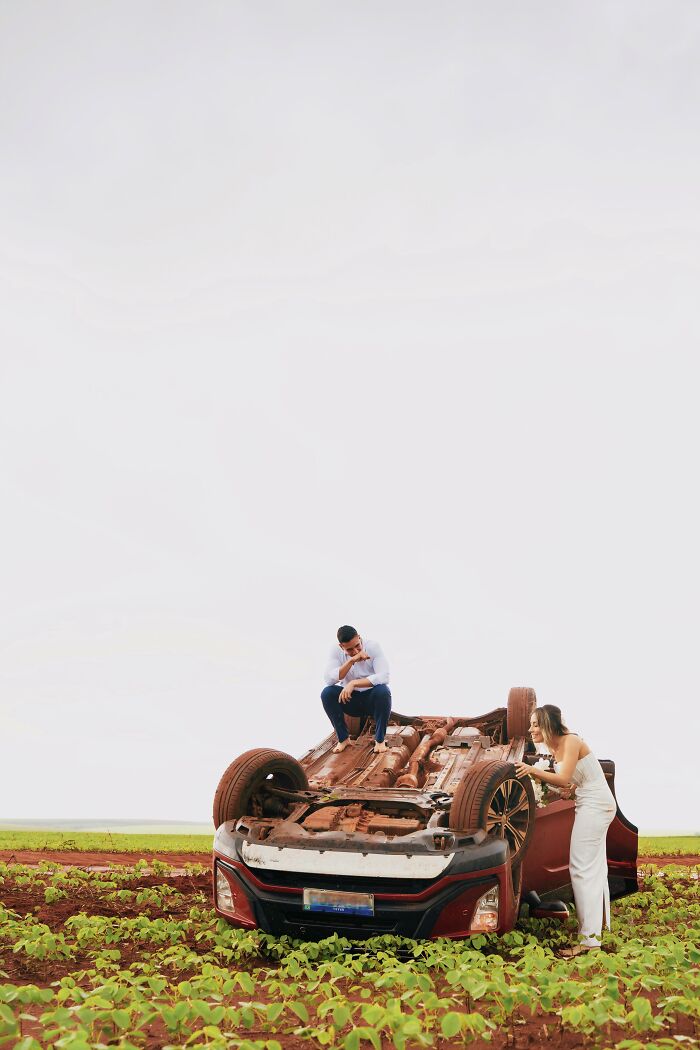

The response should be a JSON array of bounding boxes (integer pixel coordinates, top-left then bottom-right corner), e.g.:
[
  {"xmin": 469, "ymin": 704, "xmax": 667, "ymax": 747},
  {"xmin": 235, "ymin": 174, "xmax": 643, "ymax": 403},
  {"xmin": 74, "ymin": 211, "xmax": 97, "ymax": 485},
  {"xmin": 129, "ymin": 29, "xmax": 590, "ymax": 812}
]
[
  {"xmin": 0, "ymin": 830, "xmax": 213, "ymax": 852},
  {"xmin": 0, "ymin": 829, "xmax": 697, "ymax": 854},
  {"xmin": 638, "ymin": 835, "xmax": 700, "ymax": 855}
]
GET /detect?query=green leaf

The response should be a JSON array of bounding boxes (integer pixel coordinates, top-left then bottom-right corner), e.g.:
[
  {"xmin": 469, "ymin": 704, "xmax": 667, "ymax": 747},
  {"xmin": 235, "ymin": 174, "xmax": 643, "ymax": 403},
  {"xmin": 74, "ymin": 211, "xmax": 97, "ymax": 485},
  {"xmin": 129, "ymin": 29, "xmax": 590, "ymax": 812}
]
[
  {"xmin": 333, "ymin": 1004, "xmax": 352, "ymax": 1028},
  {"xmin": 237, "ymin": 972, "xmax": 255, "ymax": 995},
  {"xmin": 201, "ymin": 1026, "xmax": 223, "ymax": 1039},
  {"xmin": 361, "ymin": 1004, "xmax": 384, "ymax": 1025},
  {"xmin": 632, "ymin": 998, "xmax": 653, "ymax": 1019},
  {"xmin": 240, "ymin": 1006, "xmax": 255, "ymax": 1028},
  {"xmin": 358, "ymin": 1027, "xmax": 382, "ymax": 1050},
  {"xmin": 289, "ymin": 1000, "xmax": 309, "ymax": 1023},
  {"xmin": 0, "ymin": 1004, "xmax": 18, "ymax": 1027},
  {"xmin": 112, "ymin": 1009, "xmax": 132, "ymax": 1029},
  {"xmin": 266, "ymin": 1002, "xmax": 284, "ymax": 1023},
  {"xmin": 401, "ymin": 1016, "xmax": 422, "ymax": 1037},
  {"xmin": 441, "ymin": 1012, "xmax": 462, "ymax": 1038}
]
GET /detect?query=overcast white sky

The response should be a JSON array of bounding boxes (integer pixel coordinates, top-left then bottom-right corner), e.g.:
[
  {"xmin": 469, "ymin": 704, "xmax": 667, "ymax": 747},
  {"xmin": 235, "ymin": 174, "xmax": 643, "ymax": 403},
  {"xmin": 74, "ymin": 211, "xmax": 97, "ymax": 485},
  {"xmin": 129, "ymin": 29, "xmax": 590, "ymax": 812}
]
[{"xmin": 1, "ymin": 1, "xmax": 698, "ymax": 833}]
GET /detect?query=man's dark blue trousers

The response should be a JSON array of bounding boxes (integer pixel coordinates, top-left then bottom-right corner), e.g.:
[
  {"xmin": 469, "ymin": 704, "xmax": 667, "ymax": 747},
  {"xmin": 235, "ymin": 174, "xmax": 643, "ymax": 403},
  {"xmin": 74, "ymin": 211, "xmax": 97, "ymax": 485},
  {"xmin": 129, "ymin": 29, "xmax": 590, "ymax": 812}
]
[{"xmin": 321, "ymin": 684, "xmax": 392, "ymax": 743}]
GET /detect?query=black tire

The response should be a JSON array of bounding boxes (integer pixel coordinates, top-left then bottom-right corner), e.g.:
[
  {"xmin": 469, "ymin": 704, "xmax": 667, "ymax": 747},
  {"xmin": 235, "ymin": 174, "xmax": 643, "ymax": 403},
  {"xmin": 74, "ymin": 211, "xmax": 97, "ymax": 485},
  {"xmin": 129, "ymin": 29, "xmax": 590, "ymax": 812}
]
[
  {"xmin": 506, "ymin": 687, "xmax": 536, "ymax": 741},
  {"xmin": 449, "ymin": 760, "xmax": 536, "ymax": 864},
  {"xmin": 212, "ymin": 748, "xmax": 308, "ymax": 829}
]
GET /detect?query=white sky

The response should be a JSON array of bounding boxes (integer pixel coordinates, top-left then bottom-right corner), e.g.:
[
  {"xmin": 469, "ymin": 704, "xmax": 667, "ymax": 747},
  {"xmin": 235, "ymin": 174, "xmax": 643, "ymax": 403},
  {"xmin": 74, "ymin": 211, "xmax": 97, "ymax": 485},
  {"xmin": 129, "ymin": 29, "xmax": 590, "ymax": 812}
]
[{"xmin": 1, "ymin": 1, "xmax": 698, "ymax": 833}]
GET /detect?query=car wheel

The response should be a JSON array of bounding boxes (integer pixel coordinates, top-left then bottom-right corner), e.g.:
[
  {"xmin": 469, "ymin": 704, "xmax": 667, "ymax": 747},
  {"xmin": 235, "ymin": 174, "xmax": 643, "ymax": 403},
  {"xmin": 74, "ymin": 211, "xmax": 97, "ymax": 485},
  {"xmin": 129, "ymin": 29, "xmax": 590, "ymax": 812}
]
[
  {"xmin": 213, "ymin": 748, "xmax": 309, "ymax": 828},
  {"xmin": 449, "ymin": 760, "xmax": 536, "ymax": 863},
  {"xmin": 506, "ymin": 686, "xmax": 536, "ymax": 741}
]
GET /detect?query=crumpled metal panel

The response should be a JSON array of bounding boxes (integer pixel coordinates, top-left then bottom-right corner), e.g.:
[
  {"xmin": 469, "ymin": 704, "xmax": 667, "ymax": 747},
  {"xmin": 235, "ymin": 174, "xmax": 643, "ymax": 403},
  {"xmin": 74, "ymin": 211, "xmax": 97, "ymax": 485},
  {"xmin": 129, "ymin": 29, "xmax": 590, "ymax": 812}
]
[
  {"xmin": 301, "ymin": 804, "xmax": 422, "ymax": 836},
  {"xmin": 300, "ymin": 711, "xmax": 527, "ymax": 797}
]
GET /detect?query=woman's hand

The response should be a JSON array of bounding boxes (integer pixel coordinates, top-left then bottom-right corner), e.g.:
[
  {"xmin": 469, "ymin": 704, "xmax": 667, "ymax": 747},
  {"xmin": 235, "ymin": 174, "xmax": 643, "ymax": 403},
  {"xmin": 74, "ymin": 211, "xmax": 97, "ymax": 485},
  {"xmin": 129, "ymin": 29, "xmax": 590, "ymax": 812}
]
[{"xmin": 515, "ymin": 762, "xmax": 538, "ymax": 779}]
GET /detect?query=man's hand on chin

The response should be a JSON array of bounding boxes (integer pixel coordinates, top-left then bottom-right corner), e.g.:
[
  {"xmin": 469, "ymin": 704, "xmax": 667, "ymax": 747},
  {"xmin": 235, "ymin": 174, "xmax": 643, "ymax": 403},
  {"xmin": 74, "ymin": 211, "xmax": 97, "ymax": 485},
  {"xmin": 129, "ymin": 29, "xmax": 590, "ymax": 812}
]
[{"xmin": 339, "ymin": 683, "xmax": 355, "ymax": 703}]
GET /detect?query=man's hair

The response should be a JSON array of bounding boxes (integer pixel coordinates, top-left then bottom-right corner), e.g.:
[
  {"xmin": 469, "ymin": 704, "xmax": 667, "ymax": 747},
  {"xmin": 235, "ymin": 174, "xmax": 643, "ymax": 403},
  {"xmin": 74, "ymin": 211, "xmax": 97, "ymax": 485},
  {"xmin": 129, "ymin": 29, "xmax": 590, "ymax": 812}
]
[{"xmin": 337, "ymin": 625, "xmax": 358, "ymax": 643}]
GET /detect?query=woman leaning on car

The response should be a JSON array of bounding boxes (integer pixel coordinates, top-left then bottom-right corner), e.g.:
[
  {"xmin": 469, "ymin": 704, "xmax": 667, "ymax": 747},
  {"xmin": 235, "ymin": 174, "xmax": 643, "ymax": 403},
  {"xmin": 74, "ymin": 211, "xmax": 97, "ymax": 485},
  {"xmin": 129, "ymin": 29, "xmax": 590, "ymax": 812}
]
[{"xmin": 516, "ymin": 705, "xmax": 617, "ymax": 956}]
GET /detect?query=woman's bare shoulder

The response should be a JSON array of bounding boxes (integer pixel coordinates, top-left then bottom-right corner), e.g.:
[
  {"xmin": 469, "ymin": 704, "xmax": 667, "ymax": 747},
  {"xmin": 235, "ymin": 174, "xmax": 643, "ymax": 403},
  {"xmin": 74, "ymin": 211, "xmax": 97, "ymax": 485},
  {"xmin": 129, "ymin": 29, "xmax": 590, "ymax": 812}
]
[
  {"xmin": 572, "ymin": 734, "xmax": 592, "ymax": 758},
  {"xmin": 562, "ymin": 733, "xmax": 590, "ymax": 758}
]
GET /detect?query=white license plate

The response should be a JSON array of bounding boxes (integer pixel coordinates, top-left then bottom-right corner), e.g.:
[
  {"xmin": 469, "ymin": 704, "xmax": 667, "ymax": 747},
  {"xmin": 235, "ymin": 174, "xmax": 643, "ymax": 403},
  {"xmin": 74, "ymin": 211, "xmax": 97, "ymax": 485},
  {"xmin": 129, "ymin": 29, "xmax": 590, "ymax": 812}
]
[{"xmin": 303, "ymin": 888, "xmax": 374, "ymax": 916}]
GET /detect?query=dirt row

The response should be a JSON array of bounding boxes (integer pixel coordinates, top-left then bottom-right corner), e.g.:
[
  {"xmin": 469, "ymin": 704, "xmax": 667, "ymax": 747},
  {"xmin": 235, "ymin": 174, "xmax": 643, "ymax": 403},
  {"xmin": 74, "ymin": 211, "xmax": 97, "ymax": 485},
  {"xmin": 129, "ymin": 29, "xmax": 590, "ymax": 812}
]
[
  {"xmin": 2, "ymin": 849, "xmax": 699, "ymax": 869},
  {"xmin": 0, "ymin": 849, "xmax": 210, "ymax": 868}
]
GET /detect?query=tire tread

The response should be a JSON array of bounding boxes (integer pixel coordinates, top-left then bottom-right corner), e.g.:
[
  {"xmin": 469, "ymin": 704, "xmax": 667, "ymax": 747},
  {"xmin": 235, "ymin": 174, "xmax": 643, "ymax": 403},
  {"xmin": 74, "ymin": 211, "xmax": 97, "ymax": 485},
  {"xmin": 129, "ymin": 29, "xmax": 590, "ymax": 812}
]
[{"xmin": 212, "ymin": 748, "xmax": 308, "ymax": 828}]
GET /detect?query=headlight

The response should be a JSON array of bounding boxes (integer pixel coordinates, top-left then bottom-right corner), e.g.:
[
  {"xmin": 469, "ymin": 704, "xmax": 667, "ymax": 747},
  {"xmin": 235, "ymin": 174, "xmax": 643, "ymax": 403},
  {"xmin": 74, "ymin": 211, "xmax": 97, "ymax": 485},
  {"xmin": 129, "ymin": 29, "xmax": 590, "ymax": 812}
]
[
  {"xmin": 470, "ymin": 885, "xmax": 499, "ymax": 933},
  {"xmin": 214, "ymin": 864, "xmax": 257, "ymax": 927},
  {"xmin": 216, "ymin": 868, "xmax": 235, "ymax": 913}
]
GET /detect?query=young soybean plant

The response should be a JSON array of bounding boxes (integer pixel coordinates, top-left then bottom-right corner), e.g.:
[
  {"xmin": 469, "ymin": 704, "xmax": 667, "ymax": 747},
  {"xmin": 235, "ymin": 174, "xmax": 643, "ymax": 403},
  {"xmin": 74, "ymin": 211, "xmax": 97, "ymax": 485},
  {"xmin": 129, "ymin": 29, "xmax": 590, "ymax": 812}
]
[{"xmin": 1, "ymin": 862, "xmax": 699, "ymax": 1048}]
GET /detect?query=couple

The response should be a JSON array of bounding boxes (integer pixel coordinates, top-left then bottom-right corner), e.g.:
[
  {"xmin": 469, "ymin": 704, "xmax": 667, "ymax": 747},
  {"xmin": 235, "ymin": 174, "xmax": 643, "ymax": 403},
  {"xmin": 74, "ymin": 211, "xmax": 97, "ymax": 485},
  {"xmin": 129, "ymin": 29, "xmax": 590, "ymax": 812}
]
[
  {"xmin": 516, "ymin": 705, "xmax": 617, "ymax": 956},
  {"xmin": 320, "ymin": 631, "xmax": 615, "ymax": 952}
]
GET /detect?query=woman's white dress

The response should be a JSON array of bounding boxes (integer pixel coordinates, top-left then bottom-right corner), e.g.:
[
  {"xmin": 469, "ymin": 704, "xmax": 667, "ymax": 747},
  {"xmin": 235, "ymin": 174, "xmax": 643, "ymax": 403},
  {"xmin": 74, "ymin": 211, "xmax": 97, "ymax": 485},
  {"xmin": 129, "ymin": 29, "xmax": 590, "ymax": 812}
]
[{"xmin": 555, "ymin": 751, "xmax": 617, "ymax": 947}]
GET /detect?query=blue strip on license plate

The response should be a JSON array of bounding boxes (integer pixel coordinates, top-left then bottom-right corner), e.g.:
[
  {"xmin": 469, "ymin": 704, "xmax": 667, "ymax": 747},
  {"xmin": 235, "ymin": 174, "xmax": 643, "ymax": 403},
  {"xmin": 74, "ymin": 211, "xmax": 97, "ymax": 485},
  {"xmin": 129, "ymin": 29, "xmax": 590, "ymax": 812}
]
[{"xmin": 303, "ymin": 888, "xmax": 374, "ymax": 916}]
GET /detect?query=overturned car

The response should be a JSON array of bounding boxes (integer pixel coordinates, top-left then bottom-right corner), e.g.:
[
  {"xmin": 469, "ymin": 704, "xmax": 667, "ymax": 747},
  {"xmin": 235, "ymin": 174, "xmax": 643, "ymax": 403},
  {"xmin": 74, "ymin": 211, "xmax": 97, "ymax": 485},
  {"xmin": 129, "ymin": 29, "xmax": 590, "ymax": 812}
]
[{"xmin": 212, "ymin": 688, "xmax": 639, "ymax": 939}]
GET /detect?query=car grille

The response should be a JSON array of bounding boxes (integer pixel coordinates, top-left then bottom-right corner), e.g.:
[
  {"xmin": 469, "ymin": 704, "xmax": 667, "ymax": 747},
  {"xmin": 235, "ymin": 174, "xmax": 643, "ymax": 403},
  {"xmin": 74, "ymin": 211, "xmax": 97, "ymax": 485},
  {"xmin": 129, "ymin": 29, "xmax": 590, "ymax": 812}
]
[{"xmin": 254, "ymin": 899, "xmax": 423, "ymax": 939}]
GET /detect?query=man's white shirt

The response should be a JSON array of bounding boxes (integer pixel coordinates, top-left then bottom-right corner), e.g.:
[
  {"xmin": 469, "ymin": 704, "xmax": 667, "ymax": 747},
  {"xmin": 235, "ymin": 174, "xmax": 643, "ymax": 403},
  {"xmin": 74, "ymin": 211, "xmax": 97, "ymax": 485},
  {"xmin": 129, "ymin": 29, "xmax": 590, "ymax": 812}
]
[{"xmin": 324, "ymin": 638, "xmax": 390, "ymax": 691}]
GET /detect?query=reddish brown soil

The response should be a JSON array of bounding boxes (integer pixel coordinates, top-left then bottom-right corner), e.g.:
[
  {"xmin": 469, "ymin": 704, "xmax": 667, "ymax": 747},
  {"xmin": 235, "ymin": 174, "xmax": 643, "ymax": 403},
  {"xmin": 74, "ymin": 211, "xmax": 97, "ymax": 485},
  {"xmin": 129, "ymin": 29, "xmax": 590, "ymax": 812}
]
[
  {"xmin": 638, "ymin": 854, "xmax": 700, "ymax": 866},
  {"xmin": 0, "ymin": 849, "xmax": 211, "ymax": 868},
  {"xmin": 0, "ymin": 869, "xmax": 215, "ymax": 986},
  {"xmin": 3, "ymin": 848, "xmax": 698, "ymax": 869},
  {"xmin": 0, "ymin": 871, "xmax": 212, "ymax": 924}
]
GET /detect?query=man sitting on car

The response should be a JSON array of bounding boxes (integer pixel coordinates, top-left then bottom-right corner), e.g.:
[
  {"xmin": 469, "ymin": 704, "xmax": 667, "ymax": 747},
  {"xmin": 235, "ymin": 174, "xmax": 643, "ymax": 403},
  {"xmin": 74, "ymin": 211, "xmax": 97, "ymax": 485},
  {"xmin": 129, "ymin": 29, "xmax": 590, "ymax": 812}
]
[{"xmin": 321, "ymin": 625, "xmax": 391, "ymax": 754}]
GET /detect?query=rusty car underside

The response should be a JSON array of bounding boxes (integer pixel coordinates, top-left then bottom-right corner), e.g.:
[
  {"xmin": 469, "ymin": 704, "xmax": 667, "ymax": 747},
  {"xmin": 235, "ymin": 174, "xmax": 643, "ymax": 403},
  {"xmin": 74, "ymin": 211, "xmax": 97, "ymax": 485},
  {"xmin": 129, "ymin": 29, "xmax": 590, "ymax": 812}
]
[{"xmin": 231, "ymin": 708, "xmax": 530, "ymax": 854}]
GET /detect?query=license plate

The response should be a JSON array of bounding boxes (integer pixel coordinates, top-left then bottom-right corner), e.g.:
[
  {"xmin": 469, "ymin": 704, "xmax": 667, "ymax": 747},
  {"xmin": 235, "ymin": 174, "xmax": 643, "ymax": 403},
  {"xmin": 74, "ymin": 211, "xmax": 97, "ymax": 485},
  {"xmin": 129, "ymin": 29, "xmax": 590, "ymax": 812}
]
[{"xmin": 303, "ymin": 888, "xmax": 374, "ymax": 916}]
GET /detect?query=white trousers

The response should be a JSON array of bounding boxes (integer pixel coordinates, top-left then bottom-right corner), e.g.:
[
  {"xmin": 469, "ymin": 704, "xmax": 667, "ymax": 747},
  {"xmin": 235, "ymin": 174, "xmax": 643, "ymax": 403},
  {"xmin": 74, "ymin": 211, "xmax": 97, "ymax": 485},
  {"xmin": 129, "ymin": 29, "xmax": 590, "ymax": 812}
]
[{"xmin": 569, "ymin": 798, "xmax": 616, "ymax": 946}]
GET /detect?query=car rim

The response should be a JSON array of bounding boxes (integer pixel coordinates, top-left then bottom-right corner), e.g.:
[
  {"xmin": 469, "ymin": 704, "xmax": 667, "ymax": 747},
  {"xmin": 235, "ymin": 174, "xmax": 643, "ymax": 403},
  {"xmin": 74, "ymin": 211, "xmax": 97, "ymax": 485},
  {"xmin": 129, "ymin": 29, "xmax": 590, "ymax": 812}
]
[{"xmin": 486, "ymin": 778, "xmax": 530, "ymax": 856}]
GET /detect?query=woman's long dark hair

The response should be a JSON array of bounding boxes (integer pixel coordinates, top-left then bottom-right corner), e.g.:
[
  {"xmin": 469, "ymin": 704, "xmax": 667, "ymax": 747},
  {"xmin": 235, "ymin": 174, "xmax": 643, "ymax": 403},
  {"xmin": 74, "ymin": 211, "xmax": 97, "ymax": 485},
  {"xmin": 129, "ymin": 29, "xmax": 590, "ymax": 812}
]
[{"xmin": 533, "ymin": 705, "xmax": 570, "ymax": 750}]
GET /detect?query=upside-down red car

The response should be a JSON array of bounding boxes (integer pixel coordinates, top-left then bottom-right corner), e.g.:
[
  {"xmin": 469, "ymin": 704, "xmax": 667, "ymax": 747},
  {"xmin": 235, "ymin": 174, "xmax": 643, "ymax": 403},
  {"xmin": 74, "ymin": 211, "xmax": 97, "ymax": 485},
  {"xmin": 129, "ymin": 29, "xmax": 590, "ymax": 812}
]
[{"xmin": 212, "ymin": 688, "xmax": 639, "ymax": 938}]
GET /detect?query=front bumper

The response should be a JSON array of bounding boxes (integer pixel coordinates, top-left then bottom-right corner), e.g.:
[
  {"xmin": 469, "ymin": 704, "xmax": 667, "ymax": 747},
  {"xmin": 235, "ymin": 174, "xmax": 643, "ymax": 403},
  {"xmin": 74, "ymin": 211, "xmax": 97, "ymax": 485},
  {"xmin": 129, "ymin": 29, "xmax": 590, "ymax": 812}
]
[{"xmin": 213, "ymin": 825, "xmax": 517, "ymax": 939}]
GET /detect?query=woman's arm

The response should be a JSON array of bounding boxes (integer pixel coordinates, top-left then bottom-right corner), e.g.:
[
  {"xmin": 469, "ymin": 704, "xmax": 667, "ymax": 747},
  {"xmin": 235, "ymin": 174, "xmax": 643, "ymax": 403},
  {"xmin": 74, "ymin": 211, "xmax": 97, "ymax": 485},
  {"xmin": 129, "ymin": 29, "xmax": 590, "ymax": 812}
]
[{"xmin": 515, "ymin": 735, "xmax": 579, "ymax": 787}]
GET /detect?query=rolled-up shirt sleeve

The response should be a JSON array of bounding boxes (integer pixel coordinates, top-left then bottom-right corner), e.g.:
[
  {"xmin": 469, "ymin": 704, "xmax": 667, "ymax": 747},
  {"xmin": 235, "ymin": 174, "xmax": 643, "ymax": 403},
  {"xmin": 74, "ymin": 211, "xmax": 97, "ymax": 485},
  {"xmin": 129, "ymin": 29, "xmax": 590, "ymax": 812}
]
[
  {"xmin": 367, "ymin": 643, "xmax": 390, "ymax": 686},
  {"xmin": 324, "ymin": 647, "xmax": 342, "ymax": 685}
]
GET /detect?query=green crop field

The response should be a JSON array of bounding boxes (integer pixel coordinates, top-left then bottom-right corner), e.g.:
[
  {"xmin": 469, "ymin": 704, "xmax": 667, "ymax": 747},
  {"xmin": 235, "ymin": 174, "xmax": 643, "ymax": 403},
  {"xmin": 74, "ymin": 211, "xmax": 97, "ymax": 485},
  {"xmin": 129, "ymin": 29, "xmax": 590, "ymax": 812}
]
[
  {"xmin": 0, "ymin": 831, "xmax": 211, "ymax": 856},
  {"xmin": 0, "ymin": 830, "xmax": 213, "ymax": 854},
  {"xmin": 1, "ymin": 858, "xmax": 698, "ymax": 1049},
  {"xmin": 638, "ymin": 836, "xmax": 700, "ymax": 856}
]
